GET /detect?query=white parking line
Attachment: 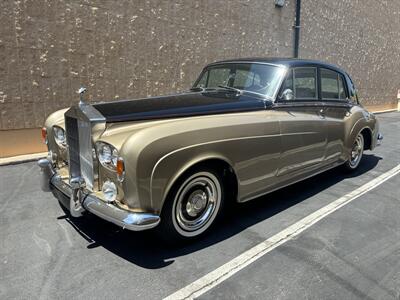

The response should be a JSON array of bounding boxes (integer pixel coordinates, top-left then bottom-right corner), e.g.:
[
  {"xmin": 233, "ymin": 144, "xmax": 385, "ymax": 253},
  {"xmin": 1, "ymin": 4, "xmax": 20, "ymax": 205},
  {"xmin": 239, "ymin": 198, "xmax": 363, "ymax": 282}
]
[{"xmin": 165, "ymin": 164, "xmax": 400, "ymax": 300}]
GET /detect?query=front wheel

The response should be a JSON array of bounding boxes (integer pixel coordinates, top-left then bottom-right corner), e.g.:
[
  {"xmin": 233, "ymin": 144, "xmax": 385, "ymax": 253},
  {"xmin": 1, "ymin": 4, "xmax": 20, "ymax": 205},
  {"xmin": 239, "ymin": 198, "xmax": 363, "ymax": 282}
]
[
  {"xmin": 158, "ymin": 168, "xmax": 225, "ymax": 242},
  {"xmin": 343, "ymin": 133, "xmax": 364, "ymax": 171}
]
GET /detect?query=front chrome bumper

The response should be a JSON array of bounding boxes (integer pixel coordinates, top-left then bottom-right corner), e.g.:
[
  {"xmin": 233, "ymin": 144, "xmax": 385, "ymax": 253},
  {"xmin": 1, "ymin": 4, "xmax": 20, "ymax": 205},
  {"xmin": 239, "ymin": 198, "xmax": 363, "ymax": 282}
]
[{"xmin": 38, "ymin": 158, "xmax": 160, "ymax": 231}]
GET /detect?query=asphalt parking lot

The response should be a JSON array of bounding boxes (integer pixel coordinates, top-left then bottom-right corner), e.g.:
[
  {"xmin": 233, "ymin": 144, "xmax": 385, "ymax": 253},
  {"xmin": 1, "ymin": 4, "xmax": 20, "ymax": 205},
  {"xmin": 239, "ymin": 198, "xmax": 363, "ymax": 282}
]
[{"xmin": 1, "ymin": 112, "xmax": 399, "ymax": 300}]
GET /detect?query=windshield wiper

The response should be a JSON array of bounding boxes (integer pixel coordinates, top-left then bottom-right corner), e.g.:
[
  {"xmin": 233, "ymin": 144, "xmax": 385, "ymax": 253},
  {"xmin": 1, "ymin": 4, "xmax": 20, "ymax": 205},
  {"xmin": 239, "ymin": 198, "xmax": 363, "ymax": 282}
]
[
  {"xmin": 217, "ymin": 85, "xmax": 243, "ymax": 95},
  {"xmin": 217, "ymin": 85, "xmax": 273, "ymax": 100},
  {"xmin": 192, "ymin": 85, "xmax": 272, "ymax": 101}
]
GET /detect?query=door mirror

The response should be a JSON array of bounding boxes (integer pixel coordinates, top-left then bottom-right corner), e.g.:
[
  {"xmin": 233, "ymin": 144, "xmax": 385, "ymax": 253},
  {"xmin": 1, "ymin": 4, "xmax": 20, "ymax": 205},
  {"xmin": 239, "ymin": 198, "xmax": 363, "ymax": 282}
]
[{"xmin": 281, "ymin": 88, "xmax": 294, "ymax": 101}]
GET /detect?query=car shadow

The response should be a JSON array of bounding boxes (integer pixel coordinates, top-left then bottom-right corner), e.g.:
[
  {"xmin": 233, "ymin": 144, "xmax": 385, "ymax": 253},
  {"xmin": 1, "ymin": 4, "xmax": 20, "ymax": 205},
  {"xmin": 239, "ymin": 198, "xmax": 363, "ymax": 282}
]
[{"xmin": 55, "ymin": 154, "xmax": 381, "ymax": 269}]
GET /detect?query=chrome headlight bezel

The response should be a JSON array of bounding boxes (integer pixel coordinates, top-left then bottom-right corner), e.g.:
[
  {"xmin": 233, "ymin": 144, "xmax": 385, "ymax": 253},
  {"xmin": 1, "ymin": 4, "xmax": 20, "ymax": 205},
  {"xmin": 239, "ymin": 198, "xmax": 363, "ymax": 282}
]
[
  {"xmin": 96, "ymin": 141, "xmax": 119, "ymax": 171},
  {"xmin": 53, "ymin": 126, "xmax": 66, "ymax": 148}
]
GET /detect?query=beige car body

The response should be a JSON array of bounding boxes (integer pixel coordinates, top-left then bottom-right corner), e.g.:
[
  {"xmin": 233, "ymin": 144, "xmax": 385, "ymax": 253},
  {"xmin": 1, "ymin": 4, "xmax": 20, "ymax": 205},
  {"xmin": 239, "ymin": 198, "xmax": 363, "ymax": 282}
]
[
  {"xmin": 41, "ymin": 58, "xmax": 381, "ymax": 232},
  {"xmin": 44, "ymin": 101, "xmax": 379, "ymax": 213}
]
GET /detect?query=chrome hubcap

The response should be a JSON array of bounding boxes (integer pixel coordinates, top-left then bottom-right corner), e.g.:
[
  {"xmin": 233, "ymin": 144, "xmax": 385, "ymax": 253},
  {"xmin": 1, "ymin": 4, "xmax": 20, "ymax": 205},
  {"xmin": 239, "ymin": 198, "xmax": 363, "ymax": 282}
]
[
  {"xmin": 186, "ymin": 190, "xmax": 208, "ymax": 217},
  {"xmin": 350, "ymin": 134, "xmax": 363, "ymax": 167},
  {"xmin": 174, "ymin": 174, "xmax": 221, "ymax": 233}
]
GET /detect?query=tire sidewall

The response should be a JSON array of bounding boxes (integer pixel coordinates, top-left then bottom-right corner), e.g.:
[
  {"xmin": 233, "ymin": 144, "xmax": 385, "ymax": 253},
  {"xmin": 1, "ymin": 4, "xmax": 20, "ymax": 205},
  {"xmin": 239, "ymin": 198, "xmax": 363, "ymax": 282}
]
[{"xmin": 346, "ymin": 133, "xmax": 364, "ymax": 170}]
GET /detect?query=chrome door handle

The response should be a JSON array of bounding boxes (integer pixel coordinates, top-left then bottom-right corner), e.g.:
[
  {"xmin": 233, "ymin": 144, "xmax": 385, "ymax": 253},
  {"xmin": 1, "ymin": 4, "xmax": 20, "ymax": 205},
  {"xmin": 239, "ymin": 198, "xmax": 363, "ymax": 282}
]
[{"xmin": 318, "ymin": 108, "xmax": 326, "ymax": 118}]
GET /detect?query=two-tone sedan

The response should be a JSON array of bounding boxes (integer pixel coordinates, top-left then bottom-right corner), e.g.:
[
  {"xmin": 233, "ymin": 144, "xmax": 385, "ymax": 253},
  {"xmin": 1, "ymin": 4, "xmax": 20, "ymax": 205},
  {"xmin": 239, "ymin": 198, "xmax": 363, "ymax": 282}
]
[{"xmin": 39, "ymin": 58, "xmax": 382, "ymax": 241}]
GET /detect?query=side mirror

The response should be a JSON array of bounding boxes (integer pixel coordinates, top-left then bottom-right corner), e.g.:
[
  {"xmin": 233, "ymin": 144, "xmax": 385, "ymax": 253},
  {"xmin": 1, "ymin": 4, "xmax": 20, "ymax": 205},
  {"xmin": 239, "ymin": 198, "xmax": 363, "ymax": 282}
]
[{"xmin": 281, "ymin": 88, "xmax": 294, "ymax": 101}]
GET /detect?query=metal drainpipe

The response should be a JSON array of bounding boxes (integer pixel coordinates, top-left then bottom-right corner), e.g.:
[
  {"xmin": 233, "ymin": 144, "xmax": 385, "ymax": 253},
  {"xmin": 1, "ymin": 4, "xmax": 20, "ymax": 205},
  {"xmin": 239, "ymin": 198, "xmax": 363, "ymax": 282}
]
[{"xmin": 294, "ymin": 0, "xmax": 301, "ymax": 58}]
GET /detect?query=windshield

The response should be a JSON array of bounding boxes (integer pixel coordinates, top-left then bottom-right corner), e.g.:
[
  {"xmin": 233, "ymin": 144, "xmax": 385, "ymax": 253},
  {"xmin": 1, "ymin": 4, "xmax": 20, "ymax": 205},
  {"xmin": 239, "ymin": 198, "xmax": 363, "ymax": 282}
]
[{"xmin": 194, "ymin": 63, "xmax": 286, "ymax": 99}]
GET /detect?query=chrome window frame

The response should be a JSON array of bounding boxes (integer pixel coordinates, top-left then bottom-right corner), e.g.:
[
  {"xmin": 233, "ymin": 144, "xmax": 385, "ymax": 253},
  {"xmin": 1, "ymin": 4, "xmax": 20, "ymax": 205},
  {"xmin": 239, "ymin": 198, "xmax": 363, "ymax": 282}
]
[{"xmin": 193, "ymin": 61, "xmax": 288, "ymax": 101}]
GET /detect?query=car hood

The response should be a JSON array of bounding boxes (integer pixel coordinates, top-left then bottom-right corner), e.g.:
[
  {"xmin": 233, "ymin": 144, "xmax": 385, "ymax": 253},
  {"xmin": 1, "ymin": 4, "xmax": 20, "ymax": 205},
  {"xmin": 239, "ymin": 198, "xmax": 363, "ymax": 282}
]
[{"xmin": 93, "ymin": 91, "xmax": 267, "ymax": 123}]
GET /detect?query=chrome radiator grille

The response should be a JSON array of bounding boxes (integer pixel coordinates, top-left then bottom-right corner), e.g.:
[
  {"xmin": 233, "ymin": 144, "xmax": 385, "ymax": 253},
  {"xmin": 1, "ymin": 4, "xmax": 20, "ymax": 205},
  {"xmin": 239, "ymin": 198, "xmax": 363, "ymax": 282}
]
[
  {"xmin": 65, "ymin": 116, "xmax": 80, "ymax": 179},
  {"xmin": 64, "ymin": 103, "xmax": 105, "ymax": 192},
  {"xmin": 65, "ymin": 115, "xmax": 95, "ymax": 191},
  {"xmin": 78, "ymin": 119, "xmax": 94, "ymax": 191}
]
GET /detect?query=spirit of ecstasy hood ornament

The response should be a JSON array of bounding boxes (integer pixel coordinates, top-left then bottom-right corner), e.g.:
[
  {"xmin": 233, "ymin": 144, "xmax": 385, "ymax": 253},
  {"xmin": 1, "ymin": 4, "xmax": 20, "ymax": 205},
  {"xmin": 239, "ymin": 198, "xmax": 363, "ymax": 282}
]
[{"xmin": 78, "ymin": 87, "xmax": 87, "ymax": 106}]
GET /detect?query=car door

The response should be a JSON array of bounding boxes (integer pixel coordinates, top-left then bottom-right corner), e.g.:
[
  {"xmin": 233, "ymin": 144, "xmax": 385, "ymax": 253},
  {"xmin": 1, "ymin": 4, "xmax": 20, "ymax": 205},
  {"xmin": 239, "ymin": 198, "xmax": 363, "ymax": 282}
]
[
  {"xmin": 274, "ymin": 67, "xmax": 327, "ymax": 177},
  {"xmin": 319, "ymin": 68, "xmax": 351, "ymax": 164}
]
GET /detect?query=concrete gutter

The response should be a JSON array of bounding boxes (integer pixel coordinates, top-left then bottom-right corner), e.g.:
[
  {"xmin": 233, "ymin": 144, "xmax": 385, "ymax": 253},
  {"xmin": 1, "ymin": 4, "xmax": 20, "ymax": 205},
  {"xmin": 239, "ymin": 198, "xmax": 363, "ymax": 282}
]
[
  {"xmin": 0, "ymin": 152, "xmax": 47, "ymax": 166},
  {"xmin": 372, "ymin": 108, "xmax": 398, "ymax": 114}
]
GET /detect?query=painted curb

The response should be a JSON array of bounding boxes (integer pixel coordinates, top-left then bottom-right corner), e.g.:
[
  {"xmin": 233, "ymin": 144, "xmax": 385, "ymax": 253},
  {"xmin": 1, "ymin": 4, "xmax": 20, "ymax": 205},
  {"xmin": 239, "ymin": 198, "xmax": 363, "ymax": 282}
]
[{"xmin": 0, "ymin": 152, "xmax": 48, "ymax": 166}]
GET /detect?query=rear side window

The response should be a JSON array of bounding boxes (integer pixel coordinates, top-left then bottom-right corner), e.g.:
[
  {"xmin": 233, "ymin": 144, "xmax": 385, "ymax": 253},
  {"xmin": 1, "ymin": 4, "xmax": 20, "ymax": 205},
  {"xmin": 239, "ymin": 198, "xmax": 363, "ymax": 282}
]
[
  {"xmin": 321, "ymin": 68, "xmax": 347, "ymax": 100},
  {"xmin": 294, "ymin": 68, "xmax": 317, "ymax": 99}
]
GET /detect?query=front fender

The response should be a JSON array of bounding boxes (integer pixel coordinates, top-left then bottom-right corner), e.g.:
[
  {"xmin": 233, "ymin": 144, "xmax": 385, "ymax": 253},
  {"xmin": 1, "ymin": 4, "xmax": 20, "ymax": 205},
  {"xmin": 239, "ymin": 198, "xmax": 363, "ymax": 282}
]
[{"xmin": 150, "ymin": 147, "xmax": 234, "ymax": 213}]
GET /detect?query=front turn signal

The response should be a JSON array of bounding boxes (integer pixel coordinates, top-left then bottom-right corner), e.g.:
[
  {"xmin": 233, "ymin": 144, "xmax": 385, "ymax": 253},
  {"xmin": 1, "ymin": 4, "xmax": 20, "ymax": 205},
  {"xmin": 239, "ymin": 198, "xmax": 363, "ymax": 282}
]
[
  {"xmin": 116, "ymin": 157, "xmax": 125, "ymax": 182},
  {"xmin": 41, "ymin": 127, "xmax": 48, "ymax": 144}
]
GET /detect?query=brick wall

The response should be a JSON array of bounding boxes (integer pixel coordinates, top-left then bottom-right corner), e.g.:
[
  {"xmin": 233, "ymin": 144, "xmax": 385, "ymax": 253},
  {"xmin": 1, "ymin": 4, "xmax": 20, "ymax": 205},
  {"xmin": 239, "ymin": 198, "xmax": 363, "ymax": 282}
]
[
  {"xmin": 0, "ymin": 0, "xmax": 398, "ymax": 131},
  {"xmin": 0, "ymin": 0, "xmax": 295, "ymax": 130},
  {"xmin": 301, "ymin": 0, "xmax": 400, "ymax": 109}
]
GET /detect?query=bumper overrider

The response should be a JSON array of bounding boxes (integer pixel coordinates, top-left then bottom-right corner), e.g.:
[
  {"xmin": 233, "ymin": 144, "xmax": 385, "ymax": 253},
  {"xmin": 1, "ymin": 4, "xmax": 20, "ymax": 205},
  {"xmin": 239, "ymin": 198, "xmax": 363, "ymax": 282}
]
[
  {"xmin": 38, "ymin": 156, "xmax": 160, "ymax": 231},
  {"xmin": 377, "ymin": 133, "xmax": 383, "ymax": 146}
]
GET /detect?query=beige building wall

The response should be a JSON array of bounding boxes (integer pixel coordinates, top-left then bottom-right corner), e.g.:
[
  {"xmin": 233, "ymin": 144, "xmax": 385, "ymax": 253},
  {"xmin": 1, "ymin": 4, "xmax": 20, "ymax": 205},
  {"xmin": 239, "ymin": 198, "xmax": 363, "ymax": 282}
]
[
  {"xmin": 0, "ymin": 0, "xmax": 399, "ymax": 157},
  {"xmin": 301, "ymin": 0, "xmax": 400, "ymax": 110}
]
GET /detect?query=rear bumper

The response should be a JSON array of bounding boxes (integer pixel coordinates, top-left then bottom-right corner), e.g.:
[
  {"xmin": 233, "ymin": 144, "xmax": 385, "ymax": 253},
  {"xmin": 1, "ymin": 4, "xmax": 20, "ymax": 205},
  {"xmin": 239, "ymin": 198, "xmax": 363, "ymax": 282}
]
[{"xmin": 38, "ymin": 158, "xmax": 160, "ymax": 231}]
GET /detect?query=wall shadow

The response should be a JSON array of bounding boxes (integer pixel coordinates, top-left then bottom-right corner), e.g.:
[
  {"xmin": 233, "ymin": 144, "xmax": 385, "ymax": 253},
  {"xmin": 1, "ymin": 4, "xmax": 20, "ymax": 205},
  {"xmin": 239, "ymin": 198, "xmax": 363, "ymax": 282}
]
[{"xmin": 55, "ymin": 154, "xmax": 381, "ymax": 269}]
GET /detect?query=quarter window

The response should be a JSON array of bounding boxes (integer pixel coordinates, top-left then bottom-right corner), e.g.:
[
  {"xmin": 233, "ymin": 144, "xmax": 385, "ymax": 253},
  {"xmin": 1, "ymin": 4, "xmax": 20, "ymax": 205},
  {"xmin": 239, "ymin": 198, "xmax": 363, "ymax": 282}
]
[
  {"xmin": 294, "ymin": 68, "xmax": 317, "ymax": 99},
  {"xmin": 321, "ymin": 68, "xmax": 347, "ymax": 100}
]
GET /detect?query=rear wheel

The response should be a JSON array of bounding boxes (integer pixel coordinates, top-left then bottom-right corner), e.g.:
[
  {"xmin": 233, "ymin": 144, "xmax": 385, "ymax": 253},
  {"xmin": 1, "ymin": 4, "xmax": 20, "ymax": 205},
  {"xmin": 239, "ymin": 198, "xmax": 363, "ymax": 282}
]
[
  {"xmin": 158, "ymin": 167, "xmax": 225, "ymax": 242},
  {"xmin": 343, "ymin": 133, "xmax": 364, "ymax": 171}
]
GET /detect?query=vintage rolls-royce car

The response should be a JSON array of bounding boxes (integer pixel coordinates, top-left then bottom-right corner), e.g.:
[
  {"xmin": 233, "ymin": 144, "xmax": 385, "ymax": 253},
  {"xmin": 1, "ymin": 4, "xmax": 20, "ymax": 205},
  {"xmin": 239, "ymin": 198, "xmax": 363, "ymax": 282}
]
[{"xmin": 39, "ymin": 58, "xmax": 383, "ymax": 241}]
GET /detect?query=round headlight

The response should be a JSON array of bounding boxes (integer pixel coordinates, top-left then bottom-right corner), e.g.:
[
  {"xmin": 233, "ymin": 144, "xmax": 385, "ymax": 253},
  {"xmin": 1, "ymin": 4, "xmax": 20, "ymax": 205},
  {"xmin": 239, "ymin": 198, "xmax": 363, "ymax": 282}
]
[
  {"xmin": 96, "ymin": 141, "xmax": 119, "ymax": 170},
  {"xmin": 53, "ymin": 126, "xmax": 66, "ymax": 147},
  {"xmin": 102, "ymin": 180, "xmax": 117, "ymax": 202}
]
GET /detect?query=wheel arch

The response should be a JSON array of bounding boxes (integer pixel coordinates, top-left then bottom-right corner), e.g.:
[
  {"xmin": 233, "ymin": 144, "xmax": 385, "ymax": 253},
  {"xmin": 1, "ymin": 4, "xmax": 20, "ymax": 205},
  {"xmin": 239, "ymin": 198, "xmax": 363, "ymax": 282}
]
[
  {"xmin": 360, "ymin": 127, "xmax": 372, "ymax": 150},
  {"xmin": 151, "ymin": 153, "xmax": 239, "ymax": 214},
  {"xmin": 347, "ymin": 112, "xmax": 374, "ymax": 151}
]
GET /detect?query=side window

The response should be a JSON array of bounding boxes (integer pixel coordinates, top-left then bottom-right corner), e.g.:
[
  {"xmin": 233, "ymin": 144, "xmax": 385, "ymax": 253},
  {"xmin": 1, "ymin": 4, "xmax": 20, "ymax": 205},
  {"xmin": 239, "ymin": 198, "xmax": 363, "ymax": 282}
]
[
  {"xmin": 294, "ymin": 68, "xmax": 317, "ymax": 99},
  {"xmin": 321, "ymin": 68, "xmax": 348, "ymax": 100}
]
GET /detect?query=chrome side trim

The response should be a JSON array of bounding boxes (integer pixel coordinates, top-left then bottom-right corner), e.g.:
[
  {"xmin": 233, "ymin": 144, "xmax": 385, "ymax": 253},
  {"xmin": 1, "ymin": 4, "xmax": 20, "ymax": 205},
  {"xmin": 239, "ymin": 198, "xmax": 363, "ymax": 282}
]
[{"xmin": 240, "ymin": 160, "xmax": 344, "ymax": 203}]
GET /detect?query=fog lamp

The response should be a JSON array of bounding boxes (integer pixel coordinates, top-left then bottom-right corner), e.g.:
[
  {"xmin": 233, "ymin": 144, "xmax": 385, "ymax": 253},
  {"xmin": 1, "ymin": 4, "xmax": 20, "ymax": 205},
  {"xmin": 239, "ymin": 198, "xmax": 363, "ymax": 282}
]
[{"xmin": 102, "ymin": 180, "xmax": 117, "ymax": 202}]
